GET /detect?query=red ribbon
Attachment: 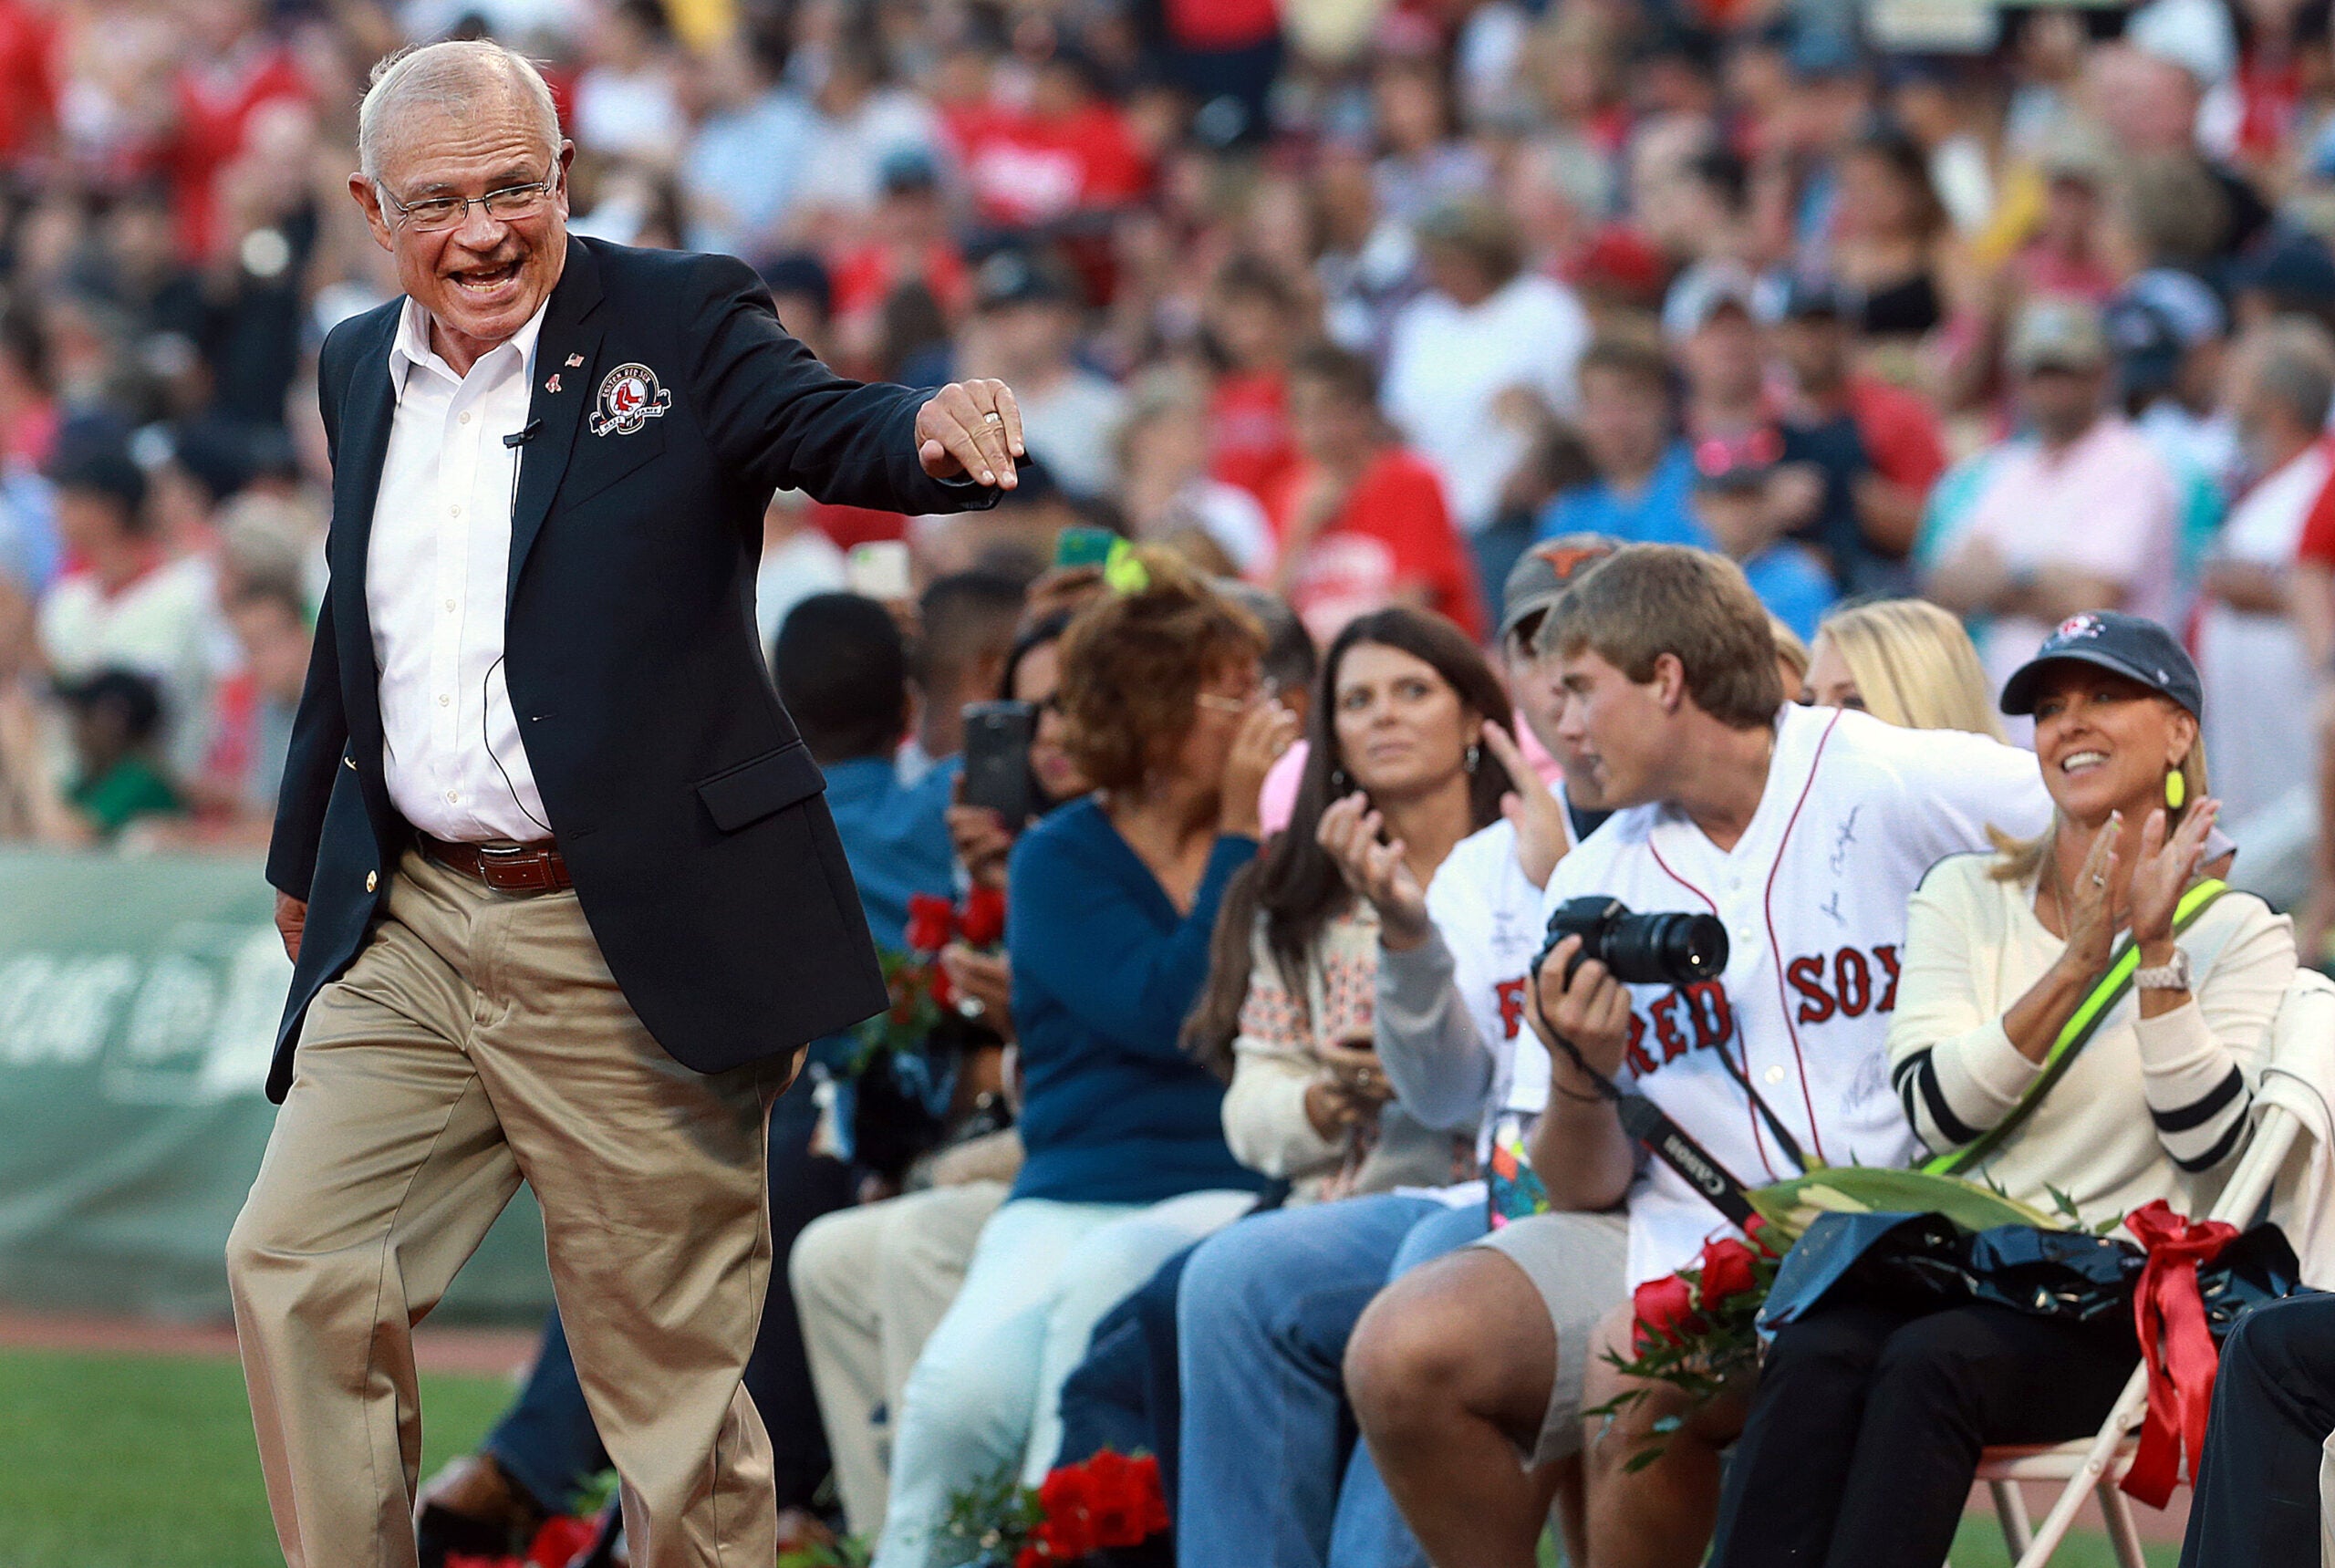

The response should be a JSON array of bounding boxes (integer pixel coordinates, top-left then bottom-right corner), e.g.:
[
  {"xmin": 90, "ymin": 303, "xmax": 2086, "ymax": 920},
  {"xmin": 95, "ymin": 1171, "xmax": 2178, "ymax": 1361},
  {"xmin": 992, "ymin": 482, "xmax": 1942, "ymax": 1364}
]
[{"xmin": 2120, "ymin": 1199, "xmax": 2240, "ymax": 1507}]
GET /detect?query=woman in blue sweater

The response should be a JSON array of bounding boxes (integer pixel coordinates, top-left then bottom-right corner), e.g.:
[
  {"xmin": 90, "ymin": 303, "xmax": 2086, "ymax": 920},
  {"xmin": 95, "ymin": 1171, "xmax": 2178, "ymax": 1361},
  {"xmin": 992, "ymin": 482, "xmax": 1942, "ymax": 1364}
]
[{"xmin": 874, "ymin": 552, "xmax": 1300, "ymax": 1565}]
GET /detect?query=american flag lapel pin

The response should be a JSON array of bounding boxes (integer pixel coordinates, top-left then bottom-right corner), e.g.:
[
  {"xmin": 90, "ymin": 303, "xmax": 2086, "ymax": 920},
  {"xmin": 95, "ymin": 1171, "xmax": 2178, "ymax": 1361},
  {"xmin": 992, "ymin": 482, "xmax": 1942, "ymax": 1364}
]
[
  {"xmin": 566, "ymin": 353, "xmax": 585, "ymax": 368},
  {"xmin": 545, "ymin": 373, "xmax": 562, "ymax": 394}
]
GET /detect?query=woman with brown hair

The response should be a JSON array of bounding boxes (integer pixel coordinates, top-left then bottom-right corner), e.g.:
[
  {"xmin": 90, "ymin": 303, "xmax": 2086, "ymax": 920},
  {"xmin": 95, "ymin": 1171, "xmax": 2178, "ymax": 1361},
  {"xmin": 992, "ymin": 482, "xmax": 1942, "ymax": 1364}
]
[
  {"xmin": 1832, "ymin": 126, "xmax": 1951, "ymax": 346},
  {"xmin": 1189, "ymin": 606, "xmax": 1516, "ymax": 1200},
  {"xmin": 873, "ymin": 551, "xmax": 1299, "ymax": 1568}
]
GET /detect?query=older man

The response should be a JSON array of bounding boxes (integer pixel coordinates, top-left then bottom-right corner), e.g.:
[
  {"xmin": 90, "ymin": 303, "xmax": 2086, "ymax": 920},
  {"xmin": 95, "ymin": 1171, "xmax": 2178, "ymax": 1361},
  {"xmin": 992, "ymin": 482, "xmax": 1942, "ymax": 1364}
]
[{"xmin": 224, "ymin": 40, "xmax": 1020, "ymax": 1568}]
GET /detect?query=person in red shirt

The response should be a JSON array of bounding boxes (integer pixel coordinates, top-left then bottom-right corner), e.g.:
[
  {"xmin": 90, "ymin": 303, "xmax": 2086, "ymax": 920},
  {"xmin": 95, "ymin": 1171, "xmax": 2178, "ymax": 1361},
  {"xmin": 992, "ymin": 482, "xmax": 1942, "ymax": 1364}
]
[
  {"xmin": 942, "ymin": 45, "xmax": 1149, "ymax": 232},
  {"xmin": 828, "ymin": 151, "xmax": 970, "ymax": 377},
  {"xmin": 164, "ymin": 0, "xmax": 309, "ymax": 263},
  {"xmin": 1201, "ymin": 253, "xmax": 1302, "ymax": 504},
  {"xmin": 1265, "ymin": 341, "xmax": 1486, "ymax": 645},
  {"xmin": 0, "ymin": 0, "xmax": 53, "ymax": 165}
]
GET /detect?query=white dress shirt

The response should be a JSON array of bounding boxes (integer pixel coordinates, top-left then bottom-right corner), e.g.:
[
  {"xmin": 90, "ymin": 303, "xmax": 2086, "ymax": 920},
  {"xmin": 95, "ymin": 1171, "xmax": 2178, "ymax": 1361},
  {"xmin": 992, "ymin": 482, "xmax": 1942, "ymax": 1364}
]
[{"xmin": 367, "ymin": 295, "xmax": 554, "ymax": 843}]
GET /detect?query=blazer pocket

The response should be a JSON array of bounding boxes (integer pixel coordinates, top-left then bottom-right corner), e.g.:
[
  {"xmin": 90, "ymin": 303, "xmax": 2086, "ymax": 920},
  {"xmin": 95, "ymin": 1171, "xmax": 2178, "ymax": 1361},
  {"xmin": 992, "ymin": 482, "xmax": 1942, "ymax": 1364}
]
[
  {"xmin": 694, "ymin": 742, "xmax": 826, "ymax": 833},
  {"xmin": 558, "ymin": 423, "xmax": 666, "ymax": 513}
]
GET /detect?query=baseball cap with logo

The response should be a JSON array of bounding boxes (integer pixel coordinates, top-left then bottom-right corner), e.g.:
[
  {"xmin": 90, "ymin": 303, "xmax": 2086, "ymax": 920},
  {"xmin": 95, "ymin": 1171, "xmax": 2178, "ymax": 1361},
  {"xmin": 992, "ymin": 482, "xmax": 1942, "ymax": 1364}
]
[
  {"xmin": 2008, "ymin": 297, "xmax": 2112, "ymax": 375},
  {"xmin": 1998, "ymin": 610, "xmax": 2205, "ymax": 720},
  {"xmin": 1500, "ymin": 535, "xmax": 1615, "ymax": 643}
]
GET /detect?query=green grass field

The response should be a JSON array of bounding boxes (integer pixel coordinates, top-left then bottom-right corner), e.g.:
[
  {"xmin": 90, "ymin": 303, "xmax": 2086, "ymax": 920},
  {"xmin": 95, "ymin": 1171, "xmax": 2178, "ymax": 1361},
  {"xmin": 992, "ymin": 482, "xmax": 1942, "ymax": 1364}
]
[
  {"xmin": 0, "ymin": 1346, "xmax": 512, "ymax": 1568},
  {"xmin": 0, "ymin": 1345, "xmax": 2177, "ymax": 1568}
]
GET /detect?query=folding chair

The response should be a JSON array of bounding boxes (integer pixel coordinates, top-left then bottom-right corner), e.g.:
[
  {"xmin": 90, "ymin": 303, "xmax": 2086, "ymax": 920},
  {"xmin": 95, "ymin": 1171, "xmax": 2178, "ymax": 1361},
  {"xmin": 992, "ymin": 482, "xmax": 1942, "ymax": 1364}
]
[{"xmin": 1970, "ymin": 1095, "xmax": 2309, "ymax": 1568}]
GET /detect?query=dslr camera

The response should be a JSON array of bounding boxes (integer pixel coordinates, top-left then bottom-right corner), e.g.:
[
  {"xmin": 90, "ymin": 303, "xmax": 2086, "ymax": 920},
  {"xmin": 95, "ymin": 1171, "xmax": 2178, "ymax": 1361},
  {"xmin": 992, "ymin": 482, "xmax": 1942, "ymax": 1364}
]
[{"xmin": 1532, "ymin": 898, "xmax": 1728, "ymax": 991}]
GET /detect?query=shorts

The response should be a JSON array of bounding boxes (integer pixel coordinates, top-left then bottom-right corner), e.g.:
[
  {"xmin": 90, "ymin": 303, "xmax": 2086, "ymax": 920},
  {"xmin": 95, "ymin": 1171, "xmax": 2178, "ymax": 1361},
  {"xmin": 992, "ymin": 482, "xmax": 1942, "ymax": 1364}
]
[{"xmin": 1469, "ymin": 1208, "xmax": 1631, "ymax": 1466}]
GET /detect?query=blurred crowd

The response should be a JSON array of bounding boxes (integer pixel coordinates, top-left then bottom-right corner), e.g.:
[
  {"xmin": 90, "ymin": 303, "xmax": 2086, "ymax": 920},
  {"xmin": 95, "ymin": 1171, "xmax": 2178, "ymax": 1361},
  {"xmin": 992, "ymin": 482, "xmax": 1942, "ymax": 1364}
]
[
  {"xmin": 2, "ymin": 0, "xmax": 2335, "ymax": 895},
  {"xmin": 5, "ymin": 0, "xmax": 2334, "ymax": 1562}
]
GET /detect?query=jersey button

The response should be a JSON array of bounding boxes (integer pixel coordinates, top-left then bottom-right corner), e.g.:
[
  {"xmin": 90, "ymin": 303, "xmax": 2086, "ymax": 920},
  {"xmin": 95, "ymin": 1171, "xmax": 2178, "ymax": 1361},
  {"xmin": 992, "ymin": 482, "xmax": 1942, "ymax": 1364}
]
[{"xmin": 1763, "ymin": 1064, "xmax": 1786, "ymax": 1085}]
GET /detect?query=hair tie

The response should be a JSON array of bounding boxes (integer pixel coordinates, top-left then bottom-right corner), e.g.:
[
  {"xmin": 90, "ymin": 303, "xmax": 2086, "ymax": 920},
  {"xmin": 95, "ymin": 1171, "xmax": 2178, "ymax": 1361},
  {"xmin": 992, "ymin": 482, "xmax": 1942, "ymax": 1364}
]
[{"xmin": 1102, "ymin": 538, "xmax": 1150, "ymax": 596}]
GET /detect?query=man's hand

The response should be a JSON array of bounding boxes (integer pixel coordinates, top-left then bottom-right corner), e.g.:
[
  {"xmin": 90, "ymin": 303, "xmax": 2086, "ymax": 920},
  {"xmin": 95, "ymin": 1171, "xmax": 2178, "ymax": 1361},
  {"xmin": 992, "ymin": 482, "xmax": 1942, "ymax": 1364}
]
[
  {"xmin": 1529, "ymin": 935, "xmax": 1634, "ymax": 1081},
  {"xmin": 275, "ymin": 892, "xmax": 306, "ymax": 963},
  {"xmin": 917, "ymin": 379, "xmax": 1024, "ymax": 489}
]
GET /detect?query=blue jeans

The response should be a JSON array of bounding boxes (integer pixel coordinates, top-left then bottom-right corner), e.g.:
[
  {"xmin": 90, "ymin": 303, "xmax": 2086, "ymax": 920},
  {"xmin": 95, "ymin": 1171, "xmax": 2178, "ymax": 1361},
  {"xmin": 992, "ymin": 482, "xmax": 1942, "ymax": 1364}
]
[{"xmin": 1177, "ymin": 1195, "xmax": 1488, "ymax": 1568}]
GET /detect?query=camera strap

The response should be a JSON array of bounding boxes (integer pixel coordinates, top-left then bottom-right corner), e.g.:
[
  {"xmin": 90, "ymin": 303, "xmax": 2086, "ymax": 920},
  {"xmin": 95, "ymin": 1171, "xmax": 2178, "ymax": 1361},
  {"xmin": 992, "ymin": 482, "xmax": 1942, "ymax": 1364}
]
[
  {"xmin": 1547, "ymin": 1031, "xmax": 1760, "ymax": 1229},
  {"xmin": 1707, "ymin": 1043, "xmax": 1810, "ymax": 1176}
]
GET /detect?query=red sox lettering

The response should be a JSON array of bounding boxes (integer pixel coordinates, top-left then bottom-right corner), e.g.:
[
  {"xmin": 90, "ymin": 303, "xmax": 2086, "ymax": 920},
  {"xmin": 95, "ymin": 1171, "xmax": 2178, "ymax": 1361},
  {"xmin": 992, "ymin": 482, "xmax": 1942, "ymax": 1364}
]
[{"xmin": 1614, "ymin": 945, "xmax": 1902, "ymax": 1078}]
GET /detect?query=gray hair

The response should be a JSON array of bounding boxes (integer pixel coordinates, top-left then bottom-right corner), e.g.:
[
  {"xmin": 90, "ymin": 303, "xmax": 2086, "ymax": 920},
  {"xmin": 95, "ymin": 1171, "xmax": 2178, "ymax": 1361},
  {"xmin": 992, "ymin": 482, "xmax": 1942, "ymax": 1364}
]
[
  {"xmin": 2249, "ymin": 317, "xmax": 2335, "ymax": 433},
  {"xmin": 357, "ymin": 40, "xmax": 561, "ymax": 183}
]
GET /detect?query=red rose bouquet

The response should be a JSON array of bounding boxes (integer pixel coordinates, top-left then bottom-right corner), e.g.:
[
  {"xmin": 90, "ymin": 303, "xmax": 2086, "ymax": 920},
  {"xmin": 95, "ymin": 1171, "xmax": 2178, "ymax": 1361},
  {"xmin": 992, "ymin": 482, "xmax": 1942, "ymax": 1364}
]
[
  {"xmin": 850, "ymin": 889, "xmax": 1010, "ymax": 1072},
  {"xmin": 939, "ymin": 1449, "xmax": 1171, "ymax": 1566},
  {"xmin": 1588, "ymin": 1224, "xmax": 1781, "ymax": 1469}
]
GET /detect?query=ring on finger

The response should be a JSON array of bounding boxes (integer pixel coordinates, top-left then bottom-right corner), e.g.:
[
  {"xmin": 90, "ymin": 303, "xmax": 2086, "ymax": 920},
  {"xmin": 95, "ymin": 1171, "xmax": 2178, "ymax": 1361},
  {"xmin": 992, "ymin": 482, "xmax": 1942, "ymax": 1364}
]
[{"xmin": 982, "ymin": 410, "xmax": 1004, "ymax": 426}]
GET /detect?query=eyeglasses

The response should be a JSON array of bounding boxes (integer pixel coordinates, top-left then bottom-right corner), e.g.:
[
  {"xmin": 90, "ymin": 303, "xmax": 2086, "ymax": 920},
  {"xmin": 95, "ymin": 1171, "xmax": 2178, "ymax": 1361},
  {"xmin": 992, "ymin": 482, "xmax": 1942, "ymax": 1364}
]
[{"xmin": 382, "ymin": 175, "xmax": 557, "ymax": 234}]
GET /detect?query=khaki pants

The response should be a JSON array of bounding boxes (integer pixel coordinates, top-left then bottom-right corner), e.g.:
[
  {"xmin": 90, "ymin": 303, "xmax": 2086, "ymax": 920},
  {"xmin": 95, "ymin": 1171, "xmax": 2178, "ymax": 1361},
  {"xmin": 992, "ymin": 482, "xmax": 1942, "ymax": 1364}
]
[
  {"xmin": 790, "ymin": 1179, "xmax": 1010, "ymax": 1536},
  {"xmin": 227, "ymin": 846, "xmax": 784, "ymax": 1568}
]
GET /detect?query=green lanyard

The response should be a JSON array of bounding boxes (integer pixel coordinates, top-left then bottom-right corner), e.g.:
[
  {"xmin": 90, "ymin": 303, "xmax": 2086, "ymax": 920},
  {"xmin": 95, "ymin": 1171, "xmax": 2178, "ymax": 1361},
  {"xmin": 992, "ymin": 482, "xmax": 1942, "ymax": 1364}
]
[{"xmin": 1923, "ymin": 878, "xmax": 2227, "ymax": 1179}]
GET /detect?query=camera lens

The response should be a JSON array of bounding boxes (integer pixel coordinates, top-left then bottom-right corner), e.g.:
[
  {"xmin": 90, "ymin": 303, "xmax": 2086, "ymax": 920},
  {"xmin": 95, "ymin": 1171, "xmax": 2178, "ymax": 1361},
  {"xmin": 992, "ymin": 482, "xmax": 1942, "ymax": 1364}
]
[{"xmin": 1602, "ymin": 911, "xmax": 1729, "ymax": 987}]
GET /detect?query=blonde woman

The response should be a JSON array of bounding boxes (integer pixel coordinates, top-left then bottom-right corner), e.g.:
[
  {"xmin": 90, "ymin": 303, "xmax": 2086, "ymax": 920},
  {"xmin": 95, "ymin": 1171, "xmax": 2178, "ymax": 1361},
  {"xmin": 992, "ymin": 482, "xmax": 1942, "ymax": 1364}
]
[
  {"xmin": 1802, "ymin": 598, "xmax": 2004, "ymax": 739},
  {"xmin": 1711, "ymin": 613, "xmax": 2294, "ymax": 1568}
]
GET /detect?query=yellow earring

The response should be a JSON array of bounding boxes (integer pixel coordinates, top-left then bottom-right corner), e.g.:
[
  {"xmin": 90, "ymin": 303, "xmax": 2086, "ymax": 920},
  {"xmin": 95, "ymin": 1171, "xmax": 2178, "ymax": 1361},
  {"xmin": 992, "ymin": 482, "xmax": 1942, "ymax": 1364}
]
[{"xmin": 2165, "ymin": 768, "xmax": 2186, "ymax": 810}]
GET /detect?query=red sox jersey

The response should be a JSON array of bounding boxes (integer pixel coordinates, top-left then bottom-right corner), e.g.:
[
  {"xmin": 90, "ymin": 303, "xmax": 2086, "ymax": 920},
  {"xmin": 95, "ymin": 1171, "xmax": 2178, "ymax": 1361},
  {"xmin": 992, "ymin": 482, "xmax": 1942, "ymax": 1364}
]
[
  {"xmin": 1425, "ymin": 816, "xmax": 1559, "ymax": 1157},
  {"xmin": 1539, "ymin": 703, "xmax": 2051, "ymax": 1282}
]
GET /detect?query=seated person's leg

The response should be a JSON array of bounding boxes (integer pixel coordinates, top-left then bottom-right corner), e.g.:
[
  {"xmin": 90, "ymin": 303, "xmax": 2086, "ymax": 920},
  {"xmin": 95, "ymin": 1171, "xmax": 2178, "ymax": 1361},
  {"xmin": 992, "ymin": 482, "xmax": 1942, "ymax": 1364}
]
[
  {"xmin": 1176, "ymin": 1194, "xmax": 1445, "ymax": 1568},
  {"xmin": 795, "ymin": 1179, "xmax": 1008, "ymax": 1542},
  {"xmin": 1590, "ymin": 1293, "xmax": 1778, "ymax": 1568},
  {"xmin": 2181, "ymin": 1295, "xmax": 2335, "ymax": 1568},
  {"xmin": 1703, "ymin": 1303, "xmax": 1893, "ymax": 1568},
  {"xmin": 1715, "ymin": 1302, "xmax": 2132, "ymax": 1568},
  {"xmin": 794, "ymin": 1195, "xmax": 916, "ymax": 1540},
  {"xmin": 414, "ymin": 1309, "xmax": 575, "ymax": 1563},
  {"xmin": 1023, "ymin": 1188, "xmax": 1256, "ymax": 1485},
  {"xmin": 1326, "ymin": 1201, "xmax": 1492, "ymax": 1568},
  {"xmin": 749, "ymin": 1077, "xmax": 862, "ymax": 1522},
  {"xmin": 1050, "ymin": 1244, "xmax": 1199, "ymax": 1485},
  {"xmin": 1346, "ymin": 1210, "xmax": 1626, "ymax": 1568},
  {"xmin": 874, "ymin": 1199, "xmax": 1130, "ymax": 1568}
]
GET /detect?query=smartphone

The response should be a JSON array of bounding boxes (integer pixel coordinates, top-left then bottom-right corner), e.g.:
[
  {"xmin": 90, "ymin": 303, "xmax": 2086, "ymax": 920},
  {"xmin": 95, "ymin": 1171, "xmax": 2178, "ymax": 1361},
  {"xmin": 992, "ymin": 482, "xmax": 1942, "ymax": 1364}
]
[
  {"xmin": 960, "ymin": 701, "xmax": 1037, "ymax": 825},
  {"xmin": 847, "ymin": 540, "xmax": 913, "ymax": 600},
  {"xmin": 1054, "ymin": 526, "xmax": 1118, "ymax": 569}
]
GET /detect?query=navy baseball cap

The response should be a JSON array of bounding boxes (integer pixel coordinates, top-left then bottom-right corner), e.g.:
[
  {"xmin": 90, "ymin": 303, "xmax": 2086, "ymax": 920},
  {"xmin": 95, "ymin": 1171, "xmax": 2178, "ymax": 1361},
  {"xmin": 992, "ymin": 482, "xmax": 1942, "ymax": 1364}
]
[{"xmin": 1998, "ymin": 611, "xmax": 2204, "ymax": 721}]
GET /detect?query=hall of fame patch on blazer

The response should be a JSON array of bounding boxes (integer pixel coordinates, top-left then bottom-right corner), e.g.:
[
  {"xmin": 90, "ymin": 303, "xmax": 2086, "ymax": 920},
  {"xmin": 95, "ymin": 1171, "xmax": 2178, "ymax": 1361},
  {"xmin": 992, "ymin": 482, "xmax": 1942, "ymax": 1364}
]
[{"xmin": 590, "ymin": 362, "xmax": 672, "ymax": 437}]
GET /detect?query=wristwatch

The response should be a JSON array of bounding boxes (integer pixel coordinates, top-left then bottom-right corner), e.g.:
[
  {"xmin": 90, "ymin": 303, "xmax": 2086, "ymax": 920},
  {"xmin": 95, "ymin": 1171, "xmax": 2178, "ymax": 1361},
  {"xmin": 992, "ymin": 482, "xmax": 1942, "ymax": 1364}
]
[{"xmin": 2134, "ymin": 948, "xmax": 2193, "ymax": 992}]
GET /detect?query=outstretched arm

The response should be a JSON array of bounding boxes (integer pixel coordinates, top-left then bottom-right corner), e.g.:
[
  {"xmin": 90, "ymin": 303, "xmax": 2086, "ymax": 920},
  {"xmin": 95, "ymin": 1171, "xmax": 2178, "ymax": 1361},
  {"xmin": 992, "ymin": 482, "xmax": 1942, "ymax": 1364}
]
[{"xmin": 682, "ymin": 253, "xmax": 1020, "ymax": 512}]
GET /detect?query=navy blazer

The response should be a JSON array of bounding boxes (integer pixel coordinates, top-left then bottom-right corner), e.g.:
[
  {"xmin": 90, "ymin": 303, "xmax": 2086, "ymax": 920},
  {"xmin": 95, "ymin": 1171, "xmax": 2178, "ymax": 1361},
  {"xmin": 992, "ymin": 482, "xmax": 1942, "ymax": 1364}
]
[{"xmin": 264, "ymin": 236, "xmax": 994, "ymax": 1104}]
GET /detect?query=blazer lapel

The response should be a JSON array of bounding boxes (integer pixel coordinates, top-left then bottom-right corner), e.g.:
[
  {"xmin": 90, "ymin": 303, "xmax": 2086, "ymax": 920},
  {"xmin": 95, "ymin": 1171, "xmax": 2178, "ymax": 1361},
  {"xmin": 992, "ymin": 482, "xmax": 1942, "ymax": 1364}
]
[
  {"xmin": 327, "ymin": 306, "xmax": 400, "ymax": 760},
  {"xmin": 506, "ymin": 238, "xmax": 607, "ymax": 602}
]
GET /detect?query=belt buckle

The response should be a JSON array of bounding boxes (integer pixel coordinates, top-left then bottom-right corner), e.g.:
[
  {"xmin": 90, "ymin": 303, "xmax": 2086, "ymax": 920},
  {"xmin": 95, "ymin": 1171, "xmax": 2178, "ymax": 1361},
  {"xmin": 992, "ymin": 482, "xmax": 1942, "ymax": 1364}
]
[{"xmin": 475, "ymin": 842, "xmax": 546, "ymax": 892}]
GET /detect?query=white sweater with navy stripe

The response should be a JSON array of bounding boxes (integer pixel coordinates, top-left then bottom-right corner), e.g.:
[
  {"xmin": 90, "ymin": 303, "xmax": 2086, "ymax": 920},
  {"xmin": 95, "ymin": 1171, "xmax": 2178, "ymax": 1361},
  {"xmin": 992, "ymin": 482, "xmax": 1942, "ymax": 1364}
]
[{"xmin": 1886, "ymin": 854, "xmax": 2296, "ymax": 1234}]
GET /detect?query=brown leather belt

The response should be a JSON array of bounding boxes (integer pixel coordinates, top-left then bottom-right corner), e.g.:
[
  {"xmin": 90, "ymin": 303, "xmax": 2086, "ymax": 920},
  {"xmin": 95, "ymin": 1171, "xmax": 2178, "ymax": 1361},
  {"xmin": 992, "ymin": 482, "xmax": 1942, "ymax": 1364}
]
[{"xmin": 421, "ymin": 835, "xmax": 572, "ymax": 893}]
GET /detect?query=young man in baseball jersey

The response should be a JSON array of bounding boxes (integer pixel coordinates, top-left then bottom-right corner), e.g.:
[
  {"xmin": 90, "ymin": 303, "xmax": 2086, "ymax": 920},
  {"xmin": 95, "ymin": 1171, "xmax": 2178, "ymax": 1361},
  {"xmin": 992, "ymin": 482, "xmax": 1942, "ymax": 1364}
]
[
  {"xmin": 1175, "ymin": 540, "xmax": 1614, "ymax": 1568},
  {"xmin": 1354, "ymin": 545, "xmax": 2050, "ymax": 1568}
]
